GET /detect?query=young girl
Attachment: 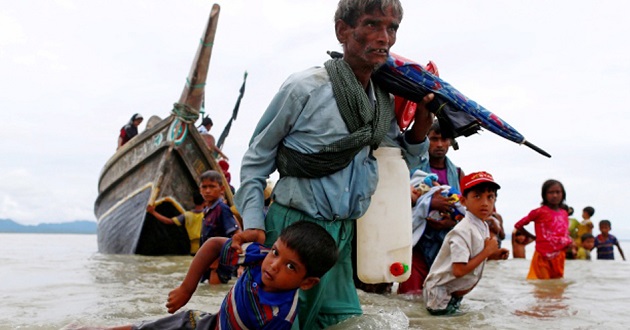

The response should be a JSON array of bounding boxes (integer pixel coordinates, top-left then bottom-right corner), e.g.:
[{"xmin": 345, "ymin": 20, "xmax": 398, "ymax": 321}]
[{"xmin": 514, "ymin": 179, "xmax": 573, "ymax": 279}]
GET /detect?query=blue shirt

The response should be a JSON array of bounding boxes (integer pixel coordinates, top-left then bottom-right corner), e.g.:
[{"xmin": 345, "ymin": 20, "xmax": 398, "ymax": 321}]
[
  {"xmin": 594, "ymin": 234, "xmax": 619, "ymax": 260},
  {"xmin": 235, "ymin": 65, "xmax": 429, "ymax": 229},
  {"xmin": 217, "ymin": 239, "xmax": 299, "ymax": 330},
  {"xmin": 201, "ymin": 199, "xmax": 239, "ymax": 245}
]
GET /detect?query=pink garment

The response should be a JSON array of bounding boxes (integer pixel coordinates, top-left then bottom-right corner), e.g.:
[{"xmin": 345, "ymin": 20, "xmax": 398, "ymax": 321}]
[{"xmin": 514, "ymin": 205, "xmax": 572, "ymax": 259}]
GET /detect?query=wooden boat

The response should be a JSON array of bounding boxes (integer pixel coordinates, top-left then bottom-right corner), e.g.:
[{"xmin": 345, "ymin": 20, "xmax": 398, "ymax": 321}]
[{"xmin": 94, "ymin": 4, "xmax": 232, "ymax": 255}]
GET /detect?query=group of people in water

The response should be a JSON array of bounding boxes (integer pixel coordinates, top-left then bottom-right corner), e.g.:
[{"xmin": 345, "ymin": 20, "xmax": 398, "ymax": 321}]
[
  {"xmin": 91, "ymin": 1, "xmax": 625, "ymax": 329},
  {"xmin": 513, "ymin": 204, "xmax": 625, "ymax": 263}
]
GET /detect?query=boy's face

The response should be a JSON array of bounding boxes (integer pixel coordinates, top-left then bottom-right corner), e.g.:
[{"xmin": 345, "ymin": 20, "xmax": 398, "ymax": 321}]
[
  {"xmin": 600, "ymin": 223, "xmax": 611, "ymax": 235},
  {"xmin": 261, "ymin": 238, "xmax": 318, "ymax": 292},
  {"xmin": 582, "ymin": 237, "xmax": 595, "ymax": 250},
  {"xmin": 199, "ymin": 179, "xmax": 224, "ymax": 204},
  {"xmin": 461, "ymin": 189, "xmax": 496, "ymax": 220}
]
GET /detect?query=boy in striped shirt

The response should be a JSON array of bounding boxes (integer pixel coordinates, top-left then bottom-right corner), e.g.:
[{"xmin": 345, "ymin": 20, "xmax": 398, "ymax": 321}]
[{"xmin": 103, "ymin": 220, "xmax": 338, "ymax": 330}]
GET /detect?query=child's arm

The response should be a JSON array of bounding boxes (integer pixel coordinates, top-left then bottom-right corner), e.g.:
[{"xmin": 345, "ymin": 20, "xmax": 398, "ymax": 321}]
[
  {"xmin": 230, "ymin": 229, "xmax": 265, "ymax": 253},
  {"xmin": 166, "ymin": 237, "xmax": 229, "ymax": 313},
  {"xmin": 490, "ymin": 213, "xmax": 506, "ymax": 241},
  {"xmin": 517, "ymin": 227, "xmax": 536, "ymax": 245},
  {"xmin": 452, "ymin": 237, "xmax": 499, "ymax": 277},
  {"xmin": 616, "ymin": 241, "xmax": 626, "ymax": 261},
  {"xmin": 146, "ymin": 205, "xmax": 175, "ymax": 225}
]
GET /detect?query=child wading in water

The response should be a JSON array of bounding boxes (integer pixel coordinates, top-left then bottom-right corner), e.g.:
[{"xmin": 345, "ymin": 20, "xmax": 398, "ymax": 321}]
[
  {"xmin": 423, "ymin": 171, "xmax": 509, "ymax": 315},
  {"xmin": 514, "ymin": 179, "xmax": 573, "ymax": 279}
]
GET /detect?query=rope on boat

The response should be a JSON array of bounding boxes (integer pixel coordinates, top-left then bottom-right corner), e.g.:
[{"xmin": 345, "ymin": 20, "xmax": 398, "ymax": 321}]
[
  {"xmin": 200, "ymin": 38, "xmax": 214, "ymax": 48},
  {"xmin": 171, "ymin": 102, "xmax": 200, "ymax": 123}
]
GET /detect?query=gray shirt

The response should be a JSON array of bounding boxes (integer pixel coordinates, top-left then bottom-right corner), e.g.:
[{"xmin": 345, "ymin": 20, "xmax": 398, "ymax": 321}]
[{"xmin": 423, "ymin": 211, "xmax": 490, "ymax": 310}]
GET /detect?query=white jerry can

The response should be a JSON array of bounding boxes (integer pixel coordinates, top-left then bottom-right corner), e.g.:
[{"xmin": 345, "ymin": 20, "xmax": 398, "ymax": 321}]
[{"xmin": 356, "ymin": 147, "xmax": 412, "ymax": 284}]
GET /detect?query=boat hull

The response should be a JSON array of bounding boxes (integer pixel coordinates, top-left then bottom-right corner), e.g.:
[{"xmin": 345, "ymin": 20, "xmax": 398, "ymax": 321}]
[{"xmin": 95, "ymin": 116, "xmax": 225, "ymax": 255}]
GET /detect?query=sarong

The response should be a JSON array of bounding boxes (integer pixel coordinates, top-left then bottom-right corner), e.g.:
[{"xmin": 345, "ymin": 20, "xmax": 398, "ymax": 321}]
[{"xmin": 527, "ymin": 250, "xmax": 565, "ymax": 279}]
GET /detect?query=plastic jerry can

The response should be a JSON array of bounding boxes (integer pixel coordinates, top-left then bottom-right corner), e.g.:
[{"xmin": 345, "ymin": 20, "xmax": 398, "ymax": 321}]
[{"xmin": 356, "ymin": 147, "xmax": 412, "ymax": 283}]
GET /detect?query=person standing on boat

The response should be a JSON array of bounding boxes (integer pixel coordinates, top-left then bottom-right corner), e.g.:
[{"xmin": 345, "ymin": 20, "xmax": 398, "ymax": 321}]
[
  {"xmin": 117, "ymin": 113, "xmax": 143, "ymax": 149},
  {"xmin": 198, "ymin": 116, "xmax": 229, "ymax": 161},
  {"xmin": 233, "ymin": 0, "xmax": 435, "ymax": 328}
]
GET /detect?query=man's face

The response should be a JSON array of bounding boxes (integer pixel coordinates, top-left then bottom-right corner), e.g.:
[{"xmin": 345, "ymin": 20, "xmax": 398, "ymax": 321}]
[
  {"xmin": 337, "ymin": 7, "xmax": 400, "ymax": 73},
  {"xmin": 428, "ymin": 131, "xmax": 450, "ymax": 159}
]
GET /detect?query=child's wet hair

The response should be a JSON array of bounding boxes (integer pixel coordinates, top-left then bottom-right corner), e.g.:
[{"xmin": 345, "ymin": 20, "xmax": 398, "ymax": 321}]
[
  {"xmin": 278, "ymin": 221, "xmax": 339, "ymax": 278},
  {"xmin": 541, "ymin": 179, "xmax": 566, "ymax": 205},
  {"xmin": 599, "ymin": 219, "xmax": 611, "ymax": 228}
]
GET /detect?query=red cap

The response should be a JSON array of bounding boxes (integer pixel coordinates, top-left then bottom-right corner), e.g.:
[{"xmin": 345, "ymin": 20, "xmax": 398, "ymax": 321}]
[{"xmin": 460, "ymin": 171, "xmax": 500, "ymax": 192}]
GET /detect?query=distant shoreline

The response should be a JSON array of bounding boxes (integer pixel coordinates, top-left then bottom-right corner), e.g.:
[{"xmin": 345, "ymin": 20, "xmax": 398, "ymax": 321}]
[{"xmin": 0, "ymin": 219, "xmax": 97, "ymax": 234}]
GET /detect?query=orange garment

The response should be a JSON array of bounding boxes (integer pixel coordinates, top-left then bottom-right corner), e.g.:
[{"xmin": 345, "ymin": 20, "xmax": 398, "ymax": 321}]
[{"xmin": 527, "ymin": 250, "xmax": 566, "ymax": 280}]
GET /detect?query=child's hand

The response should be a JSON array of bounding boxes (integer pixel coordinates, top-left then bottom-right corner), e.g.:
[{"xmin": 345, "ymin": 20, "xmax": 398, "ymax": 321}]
[
  {"xmin": 410, "ymin": 186, "xmax": 421, "ymax": 206},
  {"xmin": 489, "ymin": 248, "xmax": 509, "ymax": 260},
  {"xmin": 483, "ymin": 236, "xmax": 499, "ymax": 255},
  {"xmin": 230, "ymin": 233, "xmax": 245, "ymax": 254},
  {"xmin": 230, "ymin": 229, "xmax": 266, "ymax": 254},
  {"xmin": 146, "ymin": 205, "xmax": 155, "ymax": 214},
  {"xmin": 166, "ymin": 286, "xmax": 193, "ymax": 314}
]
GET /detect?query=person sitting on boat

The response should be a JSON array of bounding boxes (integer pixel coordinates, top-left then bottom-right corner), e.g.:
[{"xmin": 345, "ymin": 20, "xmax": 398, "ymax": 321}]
[
  {"xmin": 146, "ymin": 191, "xmax": 205, "ymax": 256},
  {"xmin": 198, "ymin": 116, "xmax": 229, "ymax": 161},
  {"xmin": 117, "ymin": 113, "xmax": 143, "ymax": 150},
  {"xmin": 82, "ymin": 221, "xmax": 338, "ymax": 330},
  {"xmin": 198, "ymin": 116, "xmax": 213, "ymax": 134},
  {"xmin": 199, "ymin": 170, "xmax": 241, "ymax": 284}
]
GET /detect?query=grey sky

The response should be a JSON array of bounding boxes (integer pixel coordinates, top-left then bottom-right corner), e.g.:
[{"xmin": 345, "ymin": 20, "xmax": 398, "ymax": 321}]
[{"xmin": 2, "ymin": 0, "xmax": 629, "ymax": 238}]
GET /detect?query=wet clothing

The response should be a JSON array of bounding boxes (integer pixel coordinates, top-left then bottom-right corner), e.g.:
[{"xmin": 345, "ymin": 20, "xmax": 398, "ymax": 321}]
[
  {"xmin": 423, "ymin": 211, "xmax": 489, "ymax": 311},
  {"xmin": 575, "ymin": 247, "xmax": 591, "ymax": 260},
  {"xmin": 234, "ymin": 64, "xmax": 429, "ymax": 328},
  {"xmin": 172, "ymin": 209, "xmax": 204, "ymax": 255},
  {"xmin": 594, "ymin": 234, "xmax": 619, "ymax": 260},
  {"xmin": 200, "ymin": 200, "xmax": 239, "ymax": 245},
  {"xmin": 133, "ymin": 239, "xmax": 298, "ymax": 330},
  {"xmin": 400, "ymin": 158, "xmax": 461, "ymax": 295},
  {"xmin": 235, "ymin": 66, "xmax": 428, "ymax": 230},
  {"xmin": 200, "ymin": 200, "xmax": 240, "ymax": 284},
  {"xmin": 217, "ymin": 238, "xmax": 299, "ymax": 330},
  {"xmin": 514, "ymin": 206, "xmax": 572, "ymax": 259},
  {"xmin": 527, "ymin": 250, "xmax": 566, "ymax": 279},
  {"xmin": 265, "ymin": 203, "xmax": 359, "ymax": 330},
  {"xmin": 133, "ymin": 310, "xmax": 217, "ymax": 330}
]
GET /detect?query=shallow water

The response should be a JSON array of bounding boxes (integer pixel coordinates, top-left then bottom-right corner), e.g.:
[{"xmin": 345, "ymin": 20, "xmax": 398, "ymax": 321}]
[{"xmin": 1, "ymin": 234, "xmax": 628, "ymax": 329}]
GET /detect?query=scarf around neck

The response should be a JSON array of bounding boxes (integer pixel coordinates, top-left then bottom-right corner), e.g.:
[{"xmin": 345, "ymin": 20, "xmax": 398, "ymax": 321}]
[{"xmin": 275, "ymin": 59, "xmax": 394, "ymax": 178}]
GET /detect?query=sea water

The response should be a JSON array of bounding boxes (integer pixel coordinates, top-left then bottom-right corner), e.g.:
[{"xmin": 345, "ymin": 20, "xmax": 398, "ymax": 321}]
[{"xmin": 1, "ymin": 233, "xmax": 628, "ymax": 330}]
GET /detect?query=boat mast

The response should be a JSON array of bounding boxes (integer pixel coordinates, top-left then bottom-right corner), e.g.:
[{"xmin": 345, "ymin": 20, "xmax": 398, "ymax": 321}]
[{"xmin": 178, "ymin": 4, "xmax": 220, "ymax": 112}]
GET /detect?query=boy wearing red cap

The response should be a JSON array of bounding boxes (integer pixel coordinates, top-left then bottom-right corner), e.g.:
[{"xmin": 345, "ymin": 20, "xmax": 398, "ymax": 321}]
[{"xmin": 423, "ymin": 171, "xmax": 509, "ymax": 315}]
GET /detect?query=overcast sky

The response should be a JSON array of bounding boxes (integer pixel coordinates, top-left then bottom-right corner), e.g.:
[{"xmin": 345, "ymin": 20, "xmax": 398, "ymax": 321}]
[{"xmin": 2, "ymin": 0, "xmax": 630, "ymax": 238}]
